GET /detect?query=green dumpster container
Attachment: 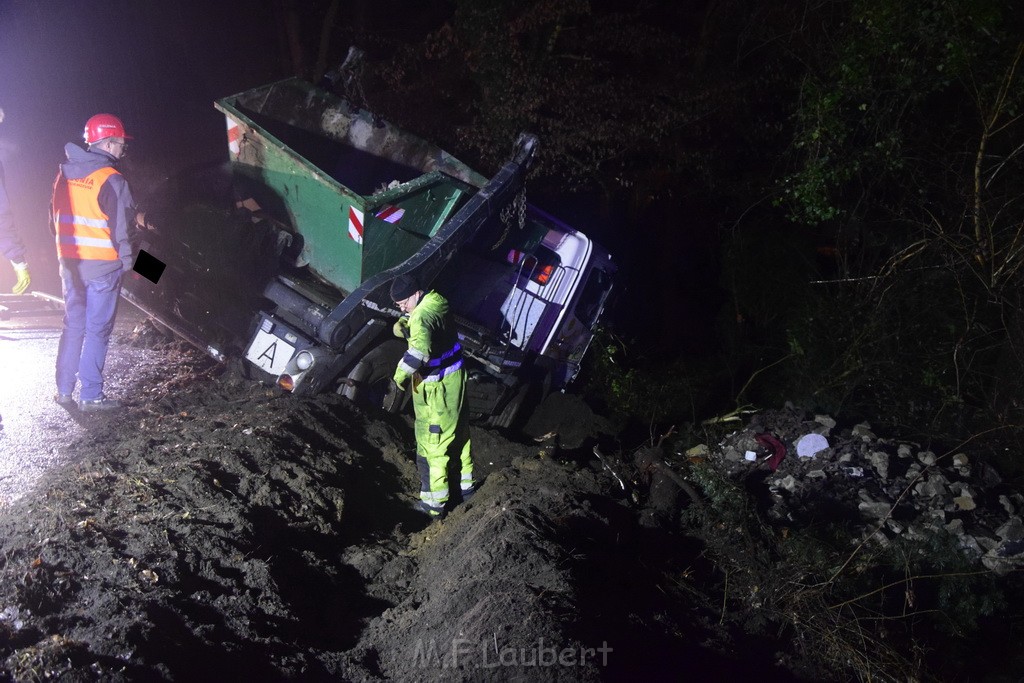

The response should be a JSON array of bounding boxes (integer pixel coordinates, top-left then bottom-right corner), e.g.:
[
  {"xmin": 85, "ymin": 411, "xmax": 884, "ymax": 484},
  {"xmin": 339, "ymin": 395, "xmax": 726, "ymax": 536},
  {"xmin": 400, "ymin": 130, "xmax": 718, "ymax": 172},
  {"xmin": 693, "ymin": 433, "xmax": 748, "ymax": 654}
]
[{"xmin": 215, "ymin": 78, "xmax": 487, "ymax": 295}]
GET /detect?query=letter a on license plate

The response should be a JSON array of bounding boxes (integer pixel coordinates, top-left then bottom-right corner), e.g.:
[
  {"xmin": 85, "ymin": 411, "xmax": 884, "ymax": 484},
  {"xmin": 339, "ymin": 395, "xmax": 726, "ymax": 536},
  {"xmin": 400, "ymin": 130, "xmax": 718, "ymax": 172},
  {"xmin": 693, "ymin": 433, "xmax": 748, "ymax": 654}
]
[{"xmin": 245, "ymin": 329, "xmax": 294, "ymax": 375}]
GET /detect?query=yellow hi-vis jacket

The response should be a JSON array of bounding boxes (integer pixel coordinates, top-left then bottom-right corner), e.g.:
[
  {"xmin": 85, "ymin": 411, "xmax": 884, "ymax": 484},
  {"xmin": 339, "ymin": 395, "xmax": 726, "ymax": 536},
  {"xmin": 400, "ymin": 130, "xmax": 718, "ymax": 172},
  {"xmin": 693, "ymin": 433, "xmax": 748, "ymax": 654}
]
[{"xmin": 393, "ymin": 290, "xmax": 464, "ymax": 387}]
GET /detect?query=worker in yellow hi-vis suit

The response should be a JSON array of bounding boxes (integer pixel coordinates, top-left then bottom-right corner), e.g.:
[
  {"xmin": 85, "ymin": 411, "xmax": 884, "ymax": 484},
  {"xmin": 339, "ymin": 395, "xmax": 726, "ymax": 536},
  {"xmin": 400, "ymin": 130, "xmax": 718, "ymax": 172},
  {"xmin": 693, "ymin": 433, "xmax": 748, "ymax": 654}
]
[{"xmin": 391, "ymin": 273, "xmax": 474, "ymax": 517}]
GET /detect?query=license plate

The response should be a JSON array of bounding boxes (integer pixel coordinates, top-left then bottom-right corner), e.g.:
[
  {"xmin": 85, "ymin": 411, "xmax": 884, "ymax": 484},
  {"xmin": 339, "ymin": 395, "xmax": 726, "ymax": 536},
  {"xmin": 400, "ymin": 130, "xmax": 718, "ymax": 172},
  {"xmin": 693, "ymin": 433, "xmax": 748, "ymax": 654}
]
[{"xmin": 245, "ymin": 329, "xmax": 294, "ymax": 376}]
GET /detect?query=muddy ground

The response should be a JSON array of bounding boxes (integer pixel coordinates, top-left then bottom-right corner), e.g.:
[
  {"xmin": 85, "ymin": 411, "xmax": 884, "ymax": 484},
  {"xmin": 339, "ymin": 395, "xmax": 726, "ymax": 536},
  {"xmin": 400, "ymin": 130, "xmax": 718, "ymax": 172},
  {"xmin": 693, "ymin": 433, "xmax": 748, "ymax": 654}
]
[
  {"xmin": 0, "ymin": 321, "xmax": 799, "ymax": 682},
  {"xmin": 6, "ymin": 319, "xmax": 1024, "ymax": 681}
]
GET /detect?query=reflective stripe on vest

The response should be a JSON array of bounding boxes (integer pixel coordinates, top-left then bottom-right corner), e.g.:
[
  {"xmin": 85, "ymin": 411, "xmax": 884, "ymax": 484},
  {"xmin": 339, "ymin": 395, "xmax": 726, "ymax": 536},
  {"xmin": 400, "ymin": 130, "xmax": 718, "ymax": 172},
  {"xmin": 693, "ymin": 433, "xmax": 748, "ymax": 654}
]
[
  {"xmin": 397, "ymin": 341, "xmax": 464, "ymax": 383},
  {"xmin": 53, "ymin": 167, "xmax": 120, "ymax": 261}
]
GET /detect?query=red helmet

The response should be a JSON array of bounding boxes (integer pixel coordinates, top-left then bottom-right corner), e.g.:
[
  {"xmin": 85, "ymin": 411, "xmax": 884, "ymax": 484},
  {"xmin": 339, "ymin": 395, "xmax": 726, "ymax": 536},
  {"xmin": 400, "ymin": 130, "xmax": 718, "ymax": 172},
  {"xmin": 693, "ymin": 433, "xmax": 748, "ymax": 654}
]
[{"xmin": 83, "ymin": 113, "xmax": 133, "ymax": 144}]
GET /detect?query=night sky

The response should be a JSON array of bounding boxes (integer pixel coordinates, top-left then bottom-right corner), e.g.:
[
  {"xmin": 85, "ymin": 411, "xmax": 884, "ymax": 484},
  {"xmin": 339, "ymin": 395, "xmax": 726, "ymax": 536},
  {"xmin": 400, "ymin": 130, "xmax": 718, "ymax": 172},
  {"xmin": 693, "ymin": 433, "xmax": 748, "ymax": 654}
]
[{"xmin": 0, "ymin": 0, "xmax": 287, "ymax": 293}]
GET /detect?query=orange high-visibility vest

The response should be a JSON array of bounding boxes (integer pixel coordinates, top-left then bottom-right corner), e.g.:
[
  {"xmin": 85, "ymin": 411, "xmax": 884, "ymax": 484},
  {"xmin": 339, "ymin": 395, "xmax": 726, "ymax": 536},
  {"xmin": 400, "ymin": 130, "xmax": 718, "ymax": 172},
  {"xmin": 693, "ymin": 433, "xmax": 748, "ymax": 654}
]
[{"xmin": 52, "ymin": 166, "xmax": 120, "ymax": 261}]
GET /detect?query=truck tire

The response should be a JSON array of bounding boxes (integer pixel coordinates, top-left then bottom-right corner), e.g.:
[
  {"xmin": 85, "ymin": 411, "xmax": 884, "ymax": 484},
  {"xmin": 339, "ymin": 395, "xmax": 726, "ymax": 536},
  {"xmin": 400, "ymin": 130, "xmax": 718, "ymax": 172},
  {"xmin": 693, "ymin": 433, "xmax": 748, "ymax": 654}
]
[
  {"xmin": 339, "ymin": 339, "xmax": 408, "ymax": 414},
  {"xmin": 488, "ymin": 369, "xmax": 552, "ymax": 431},
  {"xmin": 488, "ymin": 382, "xmax": 529, "ymax": 430}
]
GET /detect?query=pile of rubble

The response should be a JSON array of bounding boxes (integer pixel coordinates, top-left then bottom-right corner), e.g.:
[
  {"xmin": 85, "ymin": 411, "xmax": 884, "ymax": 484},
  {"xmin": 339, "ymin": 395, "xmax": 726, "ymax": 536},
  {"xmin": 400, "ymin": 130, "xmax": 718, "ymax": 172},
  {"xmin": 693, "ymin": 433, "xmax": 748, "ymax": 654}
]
[{"xmin": 689, "ymin": 407, "xmax": 1024, "ymax": 574}]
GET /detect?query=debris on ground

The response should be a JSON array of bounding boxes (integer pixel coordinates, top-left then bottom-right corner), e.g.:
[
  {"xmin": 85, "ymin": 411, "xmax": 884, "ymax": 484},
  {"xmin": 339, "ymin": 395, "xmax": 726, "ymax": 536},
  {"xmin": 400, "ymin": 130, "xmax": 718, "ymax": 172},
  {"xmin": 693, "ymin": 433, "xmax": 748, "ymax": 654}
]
[{"xmin": 699, "ymin": 406, "xmax": 1024, "ymax": 575}]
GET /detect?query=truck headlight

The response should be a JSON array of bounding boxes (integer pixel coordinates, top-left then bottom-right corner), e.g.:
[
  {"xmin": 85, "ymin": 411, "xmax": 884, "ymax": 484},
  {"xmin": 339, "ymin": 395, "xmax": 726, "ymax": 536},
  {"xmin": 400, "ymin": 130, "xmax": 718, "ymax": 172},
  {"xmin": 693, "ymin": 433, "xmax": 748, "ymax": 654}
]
[{"xmin": 295, "ymin": 350, "xmax": 315, "ymax": 370}]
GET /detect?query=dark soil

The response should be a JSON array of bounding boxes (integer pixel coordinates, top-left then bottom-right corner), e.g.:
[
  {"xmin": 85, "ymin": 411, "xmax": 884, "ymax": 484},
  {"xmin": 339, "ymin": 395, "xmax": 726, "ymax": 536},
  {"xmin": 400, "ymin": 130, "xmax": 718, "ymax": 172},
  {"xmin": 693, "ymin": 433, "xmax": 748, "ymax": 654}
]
[
  {"xmin": 0, "ymin": 328, "xmax": 799, "ymax": 682},
  {"xmin": 6, "ymin": 322, "xmax": 1024, "ymax": 681}
]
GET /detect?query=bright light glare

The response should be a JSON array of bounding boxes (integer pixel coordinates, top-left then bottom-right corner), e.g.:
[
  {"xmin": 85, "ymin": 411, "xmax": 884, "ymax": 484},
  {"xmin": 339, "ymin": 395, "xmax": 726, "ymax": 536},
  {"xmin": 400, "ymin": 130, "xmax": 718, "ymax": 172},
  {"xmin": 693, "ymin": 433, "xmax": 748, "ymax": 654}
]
[{"xmin": 0, "ymin": 321, "xmax": 86, "ymax": 505}]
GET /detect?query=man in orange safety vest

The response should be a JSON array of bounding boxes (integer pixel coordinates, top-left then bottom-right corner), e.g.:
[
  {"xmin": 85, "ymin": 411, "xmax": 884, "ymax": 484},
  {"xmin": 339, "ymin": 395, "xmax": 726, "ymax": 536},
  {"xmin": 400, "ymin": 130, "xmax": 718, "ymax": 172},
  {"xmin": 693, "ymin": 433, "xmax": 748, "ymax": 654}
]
[{"xmin": 51, "ymin": 113, "xmax": 137, "ymax": 412}]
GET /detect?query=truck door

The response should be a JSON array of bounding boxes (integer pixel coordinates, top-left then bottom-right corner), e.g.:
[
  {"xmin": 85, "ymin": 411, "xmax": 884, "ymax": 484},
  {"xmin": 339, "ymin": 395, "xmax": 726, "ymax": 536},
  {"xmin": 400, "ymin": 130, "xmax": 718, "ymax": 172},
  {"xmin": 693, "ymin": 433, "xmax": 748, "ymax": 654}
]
[{"xmin": 499, "ymin": 243, "xmax": 561, "ymax": 348}]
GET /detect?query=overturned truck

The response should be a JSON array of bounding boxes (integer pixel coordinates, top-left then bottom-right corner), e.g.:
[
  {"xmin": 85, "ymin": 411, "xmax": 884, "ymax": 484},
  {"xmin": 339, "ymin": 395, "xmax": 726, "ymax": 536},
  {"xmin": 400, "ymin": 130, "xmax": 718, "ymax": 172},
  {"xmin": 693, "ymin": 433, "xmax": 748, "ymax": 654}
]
[{"xmin": 124, "ymin": 78, "xmax": 615, "ymax": 427}]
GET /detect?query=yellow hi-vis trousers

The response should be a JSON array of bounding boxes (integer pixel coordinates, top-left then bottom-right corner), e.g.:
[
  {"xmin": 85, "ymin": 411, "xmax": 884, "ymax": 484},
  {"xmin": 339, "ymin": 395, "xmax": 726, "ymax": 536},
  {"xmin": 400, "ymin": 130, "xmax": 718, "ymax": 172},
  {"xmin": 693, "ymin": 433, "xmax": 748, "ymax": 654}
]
[{"xmin": 413, "ymin": 368, "xmax": 473, "ymax": 515}]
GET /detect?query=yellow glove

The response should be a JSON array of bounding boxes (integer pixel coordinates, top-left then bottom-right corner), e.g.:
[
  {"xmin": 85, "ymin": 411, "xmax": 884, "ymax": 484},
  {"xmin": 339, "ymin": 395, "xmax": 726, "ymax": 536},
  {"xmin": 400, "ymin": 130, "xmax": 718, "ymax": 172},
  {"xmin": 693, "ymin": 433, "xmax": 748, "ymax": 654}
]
[
  {"xmin": 11, "ymin": 261, "xmax": 29, "ymax": 295},
  {"xmin": 393, "ymin": 317, "xmax": 410, "ymax": 339}
]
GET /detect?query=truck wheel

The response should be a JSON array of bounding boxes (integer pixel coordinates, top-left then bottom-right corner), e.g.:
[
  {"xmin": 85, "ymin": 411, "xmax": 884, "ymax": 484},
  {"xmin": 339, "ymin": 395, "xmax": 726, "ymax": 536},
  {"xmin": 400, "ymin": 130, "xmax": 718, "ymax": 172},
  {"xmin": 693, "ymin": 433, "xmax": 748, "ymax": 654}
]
[
  {"xmin": 488, "ymin": 369, "xmax": 552, "ymax": 431},
  {"xmin": 339, "ymin": 339, "xmax": 408, "ymax": 414},
  {"xmin": 488, "ymin": 382, "xmax": 529, "ymax": 430}
]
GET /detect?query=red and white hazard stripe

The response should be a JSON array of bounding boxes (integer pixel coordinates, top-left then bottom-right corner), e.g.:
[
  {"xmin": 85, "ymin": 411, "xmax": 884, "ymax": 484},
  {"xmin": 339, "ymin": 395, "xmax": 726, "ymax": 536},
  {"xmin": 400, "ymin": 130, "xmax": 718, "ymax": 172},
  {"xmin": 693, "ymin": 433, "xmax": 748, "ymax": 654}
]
[
  {"xmin": 348, "ymin": 206, "xmax": 364, "ymax": 244},
  {"xmin": 226, "ymin": 118, "xmax": 241, "ymax": 156},
  {"xmin": 376, "ymin": 205, "xmax": 405, "ymax": 224}
]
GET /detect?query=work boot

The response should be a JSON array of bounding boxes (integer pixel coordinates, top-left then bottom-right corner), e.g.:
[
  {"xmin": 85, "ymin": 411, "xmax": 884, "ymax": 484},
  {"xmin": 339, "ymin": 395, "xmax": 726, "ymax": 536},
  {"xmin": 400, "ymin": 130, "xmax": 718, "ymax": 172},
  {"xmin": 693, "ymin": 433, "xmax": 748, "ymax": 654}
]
[
  {"xmin": 54, "ymin": 393, "xmax": 75, "ymax": 406},
  {"xmin": 79, "ymin": 396, "xmax": 121, "ymax": 412}
]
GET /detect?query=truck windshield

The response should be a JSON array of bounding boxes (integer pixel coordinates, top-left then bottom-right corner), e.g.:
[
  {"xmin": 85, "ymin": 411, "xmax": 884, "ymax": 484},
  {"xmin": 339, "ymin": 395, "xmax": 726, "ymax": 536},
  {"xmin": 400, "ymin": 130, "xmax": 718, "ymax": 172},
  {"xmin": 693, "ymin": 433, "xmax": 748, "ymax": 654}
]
[{"xmin": 576, "ymin": 267, "xmax": 613, "ymax": 330}]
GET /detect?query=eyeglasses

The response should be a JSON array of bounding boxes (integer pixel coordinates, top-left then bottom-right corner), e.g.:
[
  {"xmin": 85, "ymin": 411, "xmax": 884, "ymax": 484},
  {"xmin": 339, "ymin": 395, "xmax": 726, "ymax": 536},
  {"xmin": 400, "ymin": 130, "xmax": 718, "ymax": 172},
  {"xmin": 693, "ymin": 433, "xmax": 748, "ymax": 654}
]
[{"xmin": 106, "ymin": 139, "xmax": 128, "ymax": 156}]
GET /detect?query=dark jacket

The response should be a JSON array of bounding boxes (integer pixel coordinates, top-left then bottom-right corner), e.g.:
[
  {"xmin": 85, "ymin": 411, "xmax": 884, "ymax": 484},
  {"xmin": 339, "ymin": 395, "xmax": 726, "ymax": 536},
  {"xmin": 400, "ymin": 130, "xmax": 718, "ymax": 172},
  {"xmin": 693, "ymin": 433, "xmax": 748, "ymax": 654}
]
[
  {"xmin": 0, "ymin": 160, "xmax": 27, "ymax": 264},
  {"xmin": 52, "ymin": 143, "xmax": 135, "ymax": 279}
]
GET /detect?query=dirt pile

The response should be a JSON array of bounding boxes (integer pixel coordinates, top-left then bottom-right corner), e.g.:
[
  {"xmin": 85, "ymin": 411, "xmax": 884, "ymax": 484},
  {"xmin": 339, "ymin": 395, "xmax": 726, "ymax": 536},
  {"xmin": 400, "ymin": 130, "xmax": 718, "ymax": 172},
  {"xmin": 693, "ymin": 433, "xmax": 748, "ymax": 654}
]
[
  {"xmin": 0, "ymin": 373, "xmax": 408, "ymax": 679},
  {"xmin": 0, "ymin": 342, "xmax": 773, "ymax": 682}
]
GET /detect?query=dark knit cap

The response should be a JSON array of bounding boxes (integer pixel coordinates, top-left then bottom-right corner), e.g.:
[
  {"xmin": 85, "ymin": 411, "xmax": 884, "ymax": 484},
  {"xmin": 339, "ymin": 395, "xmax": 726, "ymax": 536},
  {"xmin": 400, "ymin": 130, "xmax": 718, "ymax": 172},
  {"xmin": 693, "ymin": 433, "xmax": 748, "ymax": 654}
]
[{"xmin": 390, "ymin": 274, "xmax": 421, "ymax": 302}]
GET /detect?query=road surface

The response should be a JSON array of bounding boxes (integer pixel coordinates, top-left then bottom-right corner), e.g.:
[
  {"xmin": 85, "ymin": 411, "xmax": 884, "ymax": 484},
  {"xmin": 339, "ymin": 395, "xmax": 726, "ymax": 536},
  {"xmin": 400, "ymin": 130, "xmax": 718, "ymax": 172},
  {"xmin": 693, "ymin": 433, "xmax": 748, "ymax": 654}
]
[{"xmin": 0, "ymin": 296, "xmax": 166, "ymax": 505}]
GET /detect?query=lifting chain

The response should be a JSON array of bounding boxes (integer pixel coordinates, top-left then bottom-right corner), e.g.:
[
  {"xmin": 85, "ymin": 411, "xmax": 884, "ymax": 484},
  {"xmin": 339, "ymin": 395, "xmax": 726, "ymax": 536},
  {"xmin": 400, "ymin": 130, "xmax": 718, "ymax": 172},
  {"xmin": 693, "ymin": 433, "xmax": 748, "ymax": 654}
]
[{"xmin": 495, "ymin": 187, "xmax": 527, "ymax": 250}]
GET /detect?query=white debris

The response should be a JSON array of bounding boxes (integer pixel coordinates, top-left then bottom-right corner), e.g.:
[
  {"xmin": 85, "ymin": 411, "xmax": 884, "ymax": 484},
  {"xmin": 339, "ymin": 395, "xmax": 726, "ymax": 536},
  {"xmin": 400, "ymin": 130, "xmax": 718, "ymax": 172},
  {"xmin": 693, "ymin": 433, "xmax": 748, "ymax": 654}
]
[{"xmin": 796, "ymin": 433, "xmax": 829, "ymax": 458}]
